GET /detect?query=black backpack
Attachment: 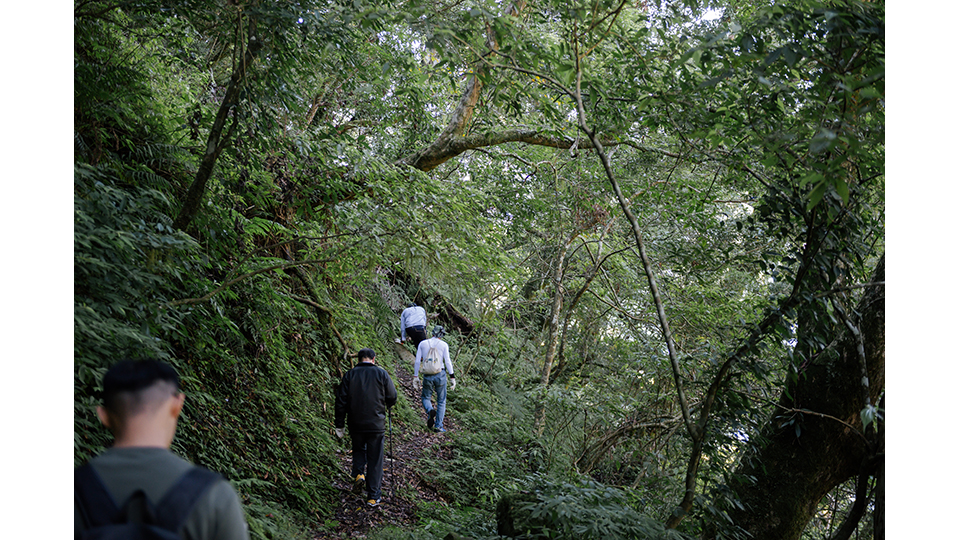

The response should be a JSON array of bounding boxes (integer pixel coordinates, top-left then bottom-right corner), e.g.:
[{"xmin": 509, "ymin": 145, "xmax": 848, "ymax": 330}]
[{"xmin": 75, "ymin": 463, "xmax": 221, "ymax": 539}]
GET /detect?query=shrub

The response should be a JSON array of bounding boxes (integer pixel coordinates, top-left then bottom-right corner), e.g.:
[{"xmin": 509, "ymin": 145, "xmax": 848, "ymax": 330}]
[{"xmin": 498, "ymin": 475, "xmax": 690, "ymax": 540}]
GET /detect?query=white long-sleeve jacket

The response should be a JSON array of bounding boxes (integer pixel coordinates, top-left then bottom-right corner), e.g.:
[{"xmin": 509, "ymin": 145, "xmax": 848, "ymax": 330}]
[{"xmin": 413, "ymin": 337, "xmax": 454, "ymax": 377}]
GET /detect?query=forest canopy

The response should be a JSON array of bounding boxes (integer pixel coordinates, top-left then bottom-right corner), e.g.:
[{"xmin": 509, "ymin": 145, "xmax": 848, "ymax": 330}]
[{"xmin": 66, "ymin": 0, "xmax": 887, "ymax": 539}]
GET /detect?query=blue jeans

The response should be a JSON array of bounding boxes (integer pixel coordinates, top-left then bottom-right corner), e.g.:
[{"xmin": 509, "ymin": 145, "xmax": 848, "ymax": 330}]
[{"xmin": 421, "ymin": 372, "xmax": 447, "ymax": 429}]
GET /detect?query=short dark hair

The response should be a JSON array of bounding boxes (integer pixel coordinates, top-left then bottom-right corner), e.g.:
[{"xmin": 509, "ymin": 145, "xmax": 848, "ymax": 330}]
[
  {"xmin": 358, "ymin": 348, "xmax": 376, "ymax": 361},
  {"xmin": 102, "ymin": 359, "xmax": 180, "ymax": 413}
]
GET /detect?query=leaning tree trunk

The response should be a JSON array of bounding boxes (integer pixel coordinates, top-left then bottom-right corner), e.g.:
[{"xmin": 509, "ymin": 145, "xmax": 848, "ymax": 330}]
[
  {"xmin": 173, "ymin": 18, "xmax": 259, "ymax": 231},
  {"xmin": 532, "ymin": 234, "xmax": 573, "ymax": 435},
  {"xmin": 725, "ymin": 255, "xmax": 884, "ymax": 540}
]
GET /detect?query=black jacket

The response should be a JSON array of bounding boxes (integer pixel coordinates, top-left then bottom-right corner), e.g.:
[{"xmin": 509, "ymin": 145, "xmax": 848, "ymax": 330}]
[{"xmin": 334, "ymin": 362, "xmax": 398, "ymax": 433}]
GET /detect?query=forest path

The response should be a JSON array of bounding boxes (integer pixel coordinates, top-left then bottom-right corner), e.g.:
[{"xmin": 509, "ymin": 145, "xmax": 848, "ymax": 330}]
[{"xmin": 313, "ymin": 342, "xmax": 458, "ymax": 539}]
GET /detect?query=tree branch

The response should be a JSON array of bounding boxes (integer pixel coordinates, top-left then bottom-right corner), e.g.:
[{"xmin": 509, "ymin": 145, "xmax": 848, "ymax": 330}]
[
  {"xmin": 401, "ymin": 126, "xmax": 672, "ymax": 172},
  {"xmin": 814, "ymin": 281, "xmax": 885, "ymax": 299},
  {"xmin": 571, "ymin": 58, "xmax": 694, "ymax": 442},
  {"xmin": 163, "ymin": 257, "xmax": 339, "ymax": 308},
  {"xmin": 397, "ymin": 1, "xmax": 527, "ymax": 172},
  {"xmin": 575, "ymin": 414, "xmax": 682, "ymax": 473},
  {"xmin": 285, "ymin": 294, "xmax": 321, "ymax": 308},
  {"xmin": 826, "ymin": 455, "xmax": 878, "ymax": 540},
  {"xmin": 737, "ymin": 390, "xmax": 869, "ymax": 445}
]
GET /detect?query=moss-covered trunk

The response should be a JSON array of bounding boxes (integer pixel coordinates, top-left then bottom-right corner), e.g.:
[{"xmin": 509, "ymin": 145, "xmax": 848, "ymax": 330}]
[{"xmin": 726, "ymin": 255, "xmax": 884, "ymax": 539}]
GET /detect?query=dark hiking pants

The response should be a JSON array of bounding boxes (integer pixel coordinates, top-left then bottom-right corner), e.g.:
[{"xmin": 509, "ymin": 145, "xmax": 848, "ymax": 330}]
[
  {"xmin": 351, "ymin": 431, "xmax": 385, "ymax": 500},
  {"xmin": 406, "ymin": 326, "xmax": 427, "ymax": 349}
]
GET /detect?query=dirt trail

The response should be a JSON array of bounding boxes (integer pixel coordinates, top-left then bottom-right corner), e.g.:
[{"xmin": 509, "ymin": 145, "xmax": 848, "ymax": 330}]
[{"xmin": 313, "ymin": 342, "xmax": 458, "ymax": 539}]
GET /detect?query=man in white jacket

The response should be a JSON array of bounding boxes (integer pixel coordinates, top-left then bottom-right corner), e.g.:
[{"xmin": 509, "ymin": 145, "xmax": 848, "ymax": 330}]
[{"xmin": 412, "ymin": 326, "xmax": 456, "ymax": 432}]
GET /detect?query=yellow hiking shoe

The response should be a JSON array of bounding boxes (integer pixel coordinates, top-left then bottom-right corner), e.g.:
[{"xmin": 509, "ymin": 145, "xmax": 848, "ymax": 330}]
[{"xmin": 352, "ymin": 474, "xmax": 365, "ymax": 494}]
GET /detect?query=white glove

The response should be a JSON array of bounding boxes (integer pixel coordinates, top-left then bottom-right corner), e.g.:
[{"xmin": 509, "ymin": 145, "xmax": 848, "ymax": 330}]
[
  {"xmin": 449, "ymin": 377, "xmax": 456, "ymax": 391},
  {"xmin": 412, "ymin": 377, "xmax": 421, "ymax": 392},
  {"xmin": 335, "ymin": 428, "xmax": 344, "ymax": 439}
]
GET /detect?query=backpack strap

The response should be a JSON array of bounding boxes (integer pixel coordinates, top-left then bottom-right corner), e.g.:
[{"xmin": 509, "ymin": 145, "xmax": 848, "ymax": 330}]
[
  {"xmin": 75, "ymin": 463, "xmax": 122, "ymax": 528},
  {"xmin": 76, "ymin": 463, "xmax": 222, "ymax": 534},
  {"xmin": 153, "ymin": 466, "xmax": 222, "ymax": 532}
]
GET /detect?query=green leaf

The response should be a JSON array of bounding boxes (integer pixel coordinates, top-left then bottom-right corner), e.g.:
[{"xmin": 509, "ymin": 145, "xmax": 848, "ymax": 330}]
[
  {"xmin": 557, "ymin": 63, "xmax": 576, "ymax": 86},
  {"xmin": 782, "ymin": 46, "xmax": 798, "ymax": 67},
  {"xmin": 835, "ymin": 179, "xmax": 850, "ymax": 205},
  {"xmin": 807, "ymin": 181, "xmax": 827, "ymax": 210},
  {"xmin": 799, "ymin": 172, "xmax": 823, "ymax": 188}
]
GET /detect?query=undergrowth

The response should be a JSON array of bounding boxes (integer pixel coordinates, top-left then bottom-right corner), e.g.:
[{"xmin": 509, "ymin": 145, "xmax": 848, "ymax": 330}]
[
  {"xmin": 508, "ymin": 475, "xmax": 691, "ymax": 540},
  {"xmin": 416, "ymin": 380, "xmax": 543, "ymax": 507},
  {"xmin": 376, "ymin": 371, "xmax": 683, "ymax": 540},
  {"xmin": 74, "ymin": 164, "xmax": 395, "ymax": 538}
]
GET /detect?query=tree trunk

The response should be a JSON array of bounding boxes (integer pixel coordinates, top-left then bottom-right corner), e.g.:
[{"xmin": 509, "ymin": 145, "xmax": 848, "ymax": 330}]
[
  {"xmin": 173, "ymin": 20, "xmax": 259, "ymax": 231},
  {"xmin": 284, "ymin": 247, "xmax": 348, "ymax": 377},
  {"xmin": 873, "ymin": 440, "xmax": 884, "ymax": 540},
  {"xmin": 533, "ymin": 234, "xmax": 573, "ymax": 435},
  {"xmin": 725, "ymin": 255, "xmax": 884, "ymax": 540}
]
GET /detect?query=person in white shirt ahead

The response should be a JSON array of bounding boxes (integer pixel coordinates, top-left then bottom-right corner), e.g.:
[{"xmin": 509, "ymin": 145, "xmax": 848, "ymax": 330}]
[{"xmin": 412, "ymin": 326, "xmax": 456, "ymax": 432}]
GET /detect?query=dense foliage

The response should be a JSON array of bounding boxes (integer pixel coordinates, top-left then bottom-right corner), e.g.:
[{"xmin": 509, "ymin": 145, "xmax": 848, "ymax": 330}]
[{"xmin": 74, "ymin": 0, "xmax": 884, "ymax": 539}]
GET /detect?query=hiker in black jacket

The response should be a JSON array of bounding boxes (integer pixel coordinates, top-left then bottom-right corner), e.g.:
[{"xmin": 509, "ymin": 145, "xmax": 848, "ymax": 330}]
[{"xmin": 334, "ymin": 348, "xmax": 398, "ymax": 507}]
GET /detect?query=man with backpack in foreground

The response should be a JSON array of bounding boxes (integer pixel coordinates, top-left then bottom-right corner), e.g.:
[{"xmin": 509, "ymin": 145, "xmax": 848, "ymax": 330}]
[
  {"xmin": 74, "ymin": 359, "xmax": 249, "ymax": 539},
  {"xmin": 412, "ymin": 326, "xmax": 456, "ymax": 432},
  {"xmin": 335, "ymin": 348, "xmax": 398, "ymax": 507}
]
